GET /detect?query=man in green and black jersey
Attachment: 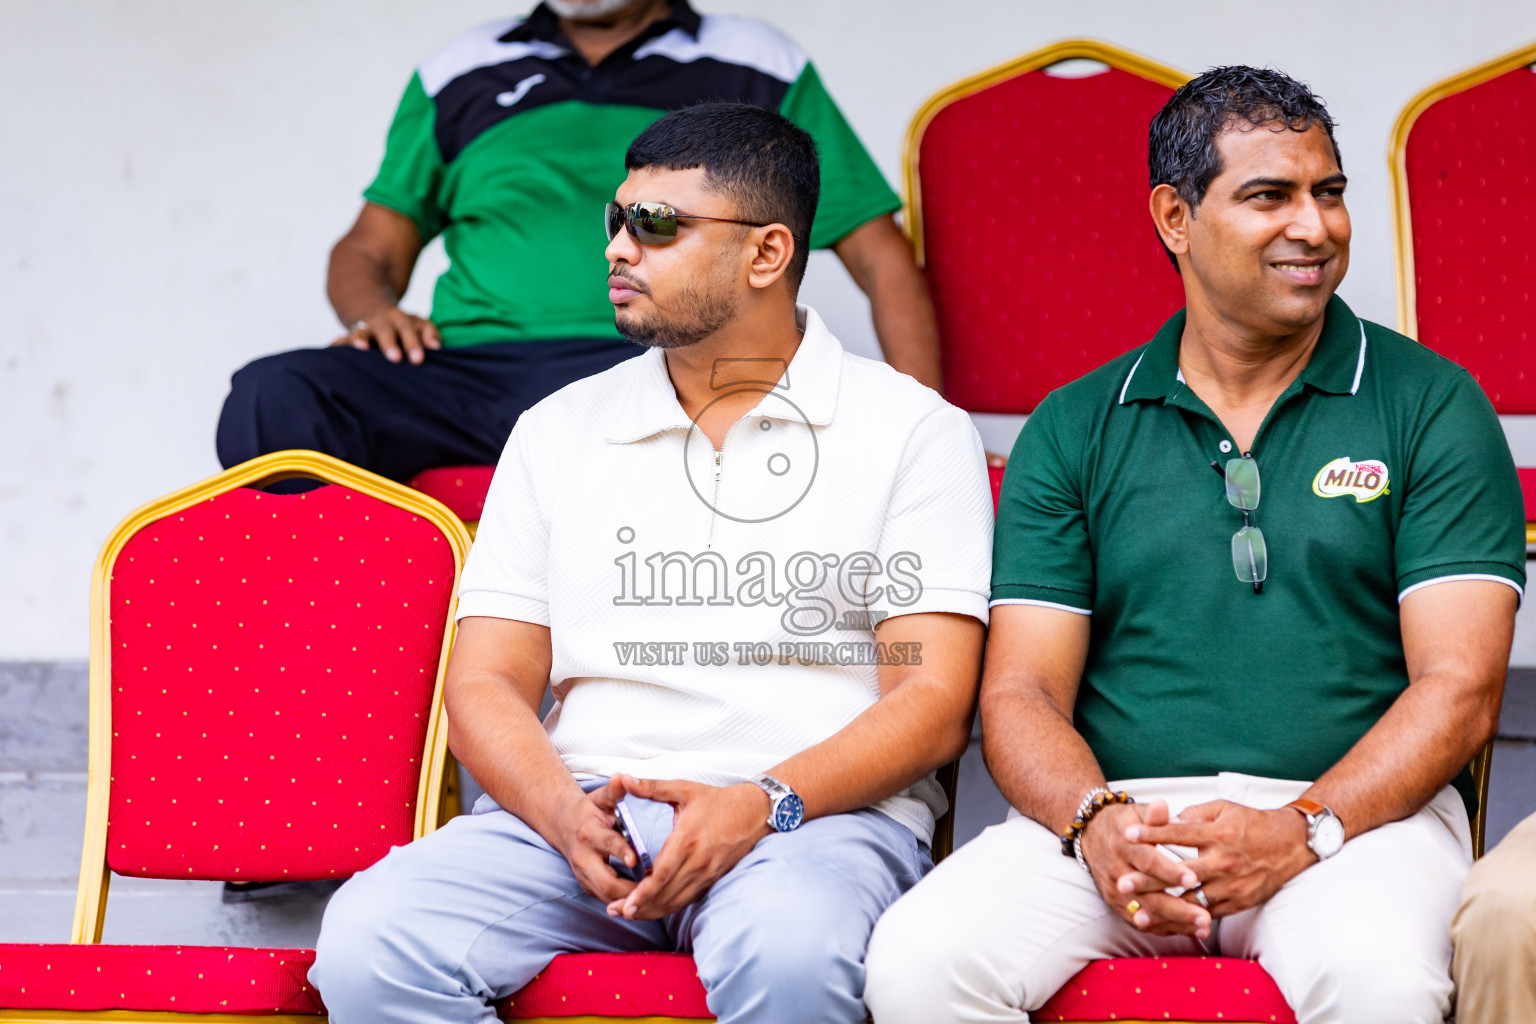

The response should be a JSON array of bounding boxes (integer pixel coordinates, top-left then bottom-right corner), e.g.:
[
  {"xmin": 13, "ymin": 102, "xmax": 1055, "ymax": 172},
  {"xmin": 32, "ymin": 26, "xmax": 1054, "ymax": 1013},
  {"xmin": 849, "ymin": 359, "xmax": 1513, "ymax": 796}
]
[{"xmin": 217, "ymin": 0, "xmax": 939, "ymax": 483}]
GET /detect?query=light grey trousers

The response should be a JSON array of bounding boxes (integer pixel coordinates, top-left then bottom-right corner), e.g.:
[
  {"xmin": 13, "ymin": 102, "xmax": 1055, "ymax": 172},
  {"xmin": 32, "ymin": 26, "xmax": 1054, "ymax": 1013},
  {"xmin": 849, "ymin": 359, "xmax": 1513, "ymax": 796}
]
[{"xmin": 310, "ymin": 781, "xmax": 930, "ymax": 1024}]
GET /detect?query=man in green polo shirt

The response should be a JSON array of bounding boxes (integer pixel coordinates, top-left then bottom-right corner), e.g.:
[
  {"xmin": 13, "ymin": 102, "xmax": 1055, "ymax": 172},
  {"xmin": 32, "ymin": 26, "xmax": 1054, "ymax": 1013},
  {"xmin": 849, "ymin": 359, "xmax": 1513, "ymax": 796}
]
[
  {"xmin": 215, "ymin": 0, "xmax": 940, "ymax": 484},
  {"xmin": 864, "ymin": 66, "xmax": 1524, "ymax": 1024}
]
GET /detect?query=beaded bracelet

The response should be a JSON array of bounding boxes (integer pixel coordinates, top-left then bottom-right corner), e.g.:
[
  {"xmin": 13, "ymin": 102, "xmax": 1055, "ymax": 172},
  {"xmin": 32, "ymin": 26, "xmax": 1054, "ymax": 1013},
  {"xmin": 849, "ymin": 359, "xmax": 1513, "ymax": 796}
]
[
  {"xmin": 1060, "ymin": 787, "xmax": 1135, "ymax": 873},
  {"xmin": 1058, "ymin": 787, "xmax": 1111, "ymax": 868}
]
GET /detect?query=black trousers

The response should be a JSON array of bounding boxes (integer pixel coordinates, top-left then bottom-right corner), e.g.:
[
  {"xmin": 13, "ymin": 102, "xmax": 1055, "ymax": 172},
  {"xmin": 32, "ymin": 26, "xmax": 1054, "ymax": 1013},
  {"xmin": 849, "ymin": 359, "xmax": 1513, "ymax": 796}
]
[{"xmin": 215, "ymin": 338, "xmax": 641, "ymax": 483}]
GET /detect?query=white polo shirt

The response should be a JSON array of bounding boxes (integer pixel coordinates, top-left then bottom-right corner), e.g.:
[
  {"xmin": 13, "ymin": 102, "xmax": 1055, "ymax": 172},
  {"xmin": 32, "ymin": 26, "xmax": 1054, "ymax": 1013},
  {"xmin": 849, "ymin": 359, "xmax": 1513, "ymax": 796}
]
[{"xmin": 457, "ymin": 306, "xmax": 993, "ymax": 842}]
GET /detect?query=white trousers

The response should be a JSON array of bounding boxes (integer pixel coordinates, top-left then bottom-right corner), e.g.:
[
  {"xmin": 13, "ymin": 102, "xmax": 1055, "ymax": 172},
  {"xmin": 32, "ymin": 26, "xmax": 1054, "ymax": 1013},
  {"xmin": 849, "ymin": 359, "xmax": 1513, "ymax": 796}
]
[{"xmin": 864, "ymin": 774, "xmax": 1471, "ymax": 1024}]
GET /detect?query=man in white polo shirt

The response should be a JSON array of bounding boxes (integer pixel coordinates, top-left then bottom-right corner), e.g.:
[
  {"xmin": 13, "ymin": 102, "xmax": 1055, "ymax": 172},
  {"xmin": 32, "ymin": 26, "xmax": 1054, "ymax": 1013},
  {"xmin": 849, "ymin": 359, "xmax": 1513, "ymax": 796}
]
[{"xmin": 310, "ymin": 103, "xmax": 993, "ymax": 1024}]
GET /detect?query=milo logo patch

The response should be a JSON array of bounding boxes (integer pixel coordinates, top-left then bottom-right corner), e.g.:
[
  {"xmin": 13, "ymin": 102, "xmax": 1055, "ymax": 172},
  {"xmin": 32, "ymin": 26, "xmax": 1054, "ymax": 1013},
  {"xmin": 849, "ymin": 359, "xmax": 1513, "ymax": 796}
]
[{"xmin": 1313, "ymin": 457, "xmax": 1390, "ymax": 503}]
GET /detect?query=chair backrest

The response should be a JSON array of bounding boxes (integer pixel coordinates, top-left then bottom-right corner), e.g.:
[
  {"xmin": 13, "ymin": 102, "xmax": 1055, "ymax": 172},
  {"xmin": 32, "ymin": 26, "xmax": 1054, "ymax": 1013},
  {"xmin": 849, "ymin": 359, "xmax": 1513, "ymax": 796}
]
[
  {"xmin": 1391, "ymin": 43, "xmax": 1536, "ymax": 412},
  {"xmin": 905, "ymin": 40, "xmax": 1190, "ymax": 414},
  {"xmin": 75, "ymin": 451, "xmax": 471, "ymax": 941},
  {"xmin": 409, "ymin": 465, "xmax": 496, "ymax": 526}
]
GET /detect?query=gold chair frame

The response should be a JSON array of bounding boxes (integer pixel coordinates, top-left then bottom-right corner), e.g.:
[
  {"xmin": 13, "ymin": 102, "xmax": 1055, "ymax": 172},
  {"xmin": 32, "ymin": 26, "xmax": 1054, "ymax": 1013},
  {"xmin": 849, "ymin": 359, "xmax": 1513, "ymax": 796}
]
[
  {"xmin": 1471, "ymin": 741, "xmax": 1495, "ymax": 860},
  {"xmin": 2, "ymin": 450, "xmax": 471, "ymax": 1024},
  {"xmin": 1387, "ymin": 45, "xmax": 1533, "ymax": 835}
]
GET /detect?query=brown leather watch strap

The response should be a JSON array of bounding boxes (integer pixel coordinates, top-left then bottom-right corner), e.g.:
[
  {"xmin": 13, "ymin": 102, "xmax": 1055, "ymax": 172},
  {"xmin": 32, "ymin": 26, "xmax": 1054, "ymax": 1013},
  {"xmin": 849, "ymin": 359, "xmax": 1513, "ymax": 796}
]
[{"xmin": 1286, "ymin": 798, "xmax": 1327, "ymax": 819}]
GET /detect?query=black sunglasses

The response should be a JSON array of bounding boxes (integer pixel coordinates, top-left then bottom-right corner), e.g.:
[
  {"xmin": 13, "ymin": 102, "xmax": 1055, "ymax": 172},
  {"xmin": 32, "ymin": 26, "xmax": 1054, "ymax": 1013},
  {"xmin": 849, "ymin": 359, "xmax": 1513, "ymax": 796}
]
[{"xmin": 605, "ymin": 201, "xmax": 772, "ymax": 245}]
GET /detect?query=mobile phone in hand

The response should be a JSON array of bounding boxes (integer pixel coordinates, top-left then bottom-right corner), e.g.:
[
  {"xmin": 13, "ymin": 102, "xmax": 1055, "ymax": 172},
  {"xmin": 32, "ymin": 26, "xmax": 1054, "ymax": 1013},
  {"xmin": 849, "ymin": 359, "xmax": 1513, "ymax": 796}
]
[
  {"xmin": 613, "ymin": 796, "xmax": 653, "ymax": 880},
  {"xmin": 1158, "ymin": 842, "xmax": 1196, "ymax": 897}
]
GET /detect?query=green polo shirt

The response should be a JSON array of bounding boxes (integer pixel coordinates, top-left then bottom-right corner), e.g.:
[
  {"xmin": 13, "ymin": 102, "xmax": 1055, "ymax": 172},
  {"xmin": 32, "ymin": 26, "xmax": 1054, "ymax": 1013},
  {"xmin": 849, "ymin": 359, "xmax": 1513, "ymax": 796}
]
[{"xmin": 993, "ymin": 295, "xmax": 1525, "ymax": 812}]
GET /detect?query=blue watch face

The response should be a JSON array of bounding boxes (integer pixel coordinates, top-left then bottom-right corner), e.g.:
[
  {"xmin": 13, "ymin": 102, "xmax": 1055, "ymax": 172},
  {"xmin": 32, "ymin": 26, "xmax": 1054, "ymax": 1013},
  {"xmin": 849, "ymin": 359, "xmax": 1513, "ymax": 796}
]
[{"xmin": 772, "ymin": 793, "xmax": 805, "ymax": 832}]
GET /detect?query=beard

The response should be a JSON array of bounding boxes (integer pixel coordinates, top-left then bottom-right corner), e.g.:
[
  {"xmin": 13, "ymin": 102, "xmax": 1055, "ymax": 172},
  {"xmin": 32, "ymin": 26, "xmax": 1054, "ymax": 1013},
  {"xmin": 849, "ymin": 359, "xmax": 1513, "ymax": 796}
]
[
  {"xmin": 615, "ymin": 255, "xmax": 740, "ymax": 350},
  {"xmin": 544, "ymin": 0, "xmax": 640, "ymax": 18}
]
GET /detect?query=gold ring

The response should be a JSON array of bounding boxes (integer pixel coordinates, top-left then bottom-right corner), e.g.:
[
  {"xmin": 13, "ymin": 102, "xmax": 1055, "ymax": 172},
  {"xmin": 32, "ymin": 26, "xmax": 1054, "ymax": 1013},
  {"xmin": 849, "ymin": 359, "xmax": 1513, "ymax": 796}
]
[{"xmin": 1126, "ymin": 899, "xmax": 1141, "ymax": 916}]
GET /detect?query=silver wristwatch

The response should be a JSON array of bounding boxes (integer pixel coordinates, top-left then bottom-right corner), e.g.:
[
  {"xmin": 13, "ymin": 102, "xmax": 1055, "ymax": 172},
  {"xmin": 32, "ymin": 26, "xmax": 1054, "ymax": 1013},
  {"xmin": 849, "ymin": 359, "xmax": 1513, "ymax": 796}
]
[
  {"xmin": 750, "ymin": 774, "xmax": 805, "ymax": 833},
  {"xmin": 1286, "ymin": 799, "xmax": 1345, "ymax": 861}
]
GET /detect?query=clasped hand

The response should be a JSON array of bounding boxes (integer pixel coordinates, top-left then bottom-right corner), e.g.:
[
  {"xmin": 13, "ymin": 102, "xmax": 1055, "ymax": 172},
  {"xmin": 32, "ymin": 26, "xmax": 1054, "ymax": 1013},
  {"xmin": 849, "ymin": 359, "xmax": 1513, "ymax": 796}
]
[
  {"xmin": 550, "ymin": 774, "xmax": 772, "ymax": 922},
  {"xmin": 1080, "ymin": 799, "xmax": 1314, "ymax": 938}
]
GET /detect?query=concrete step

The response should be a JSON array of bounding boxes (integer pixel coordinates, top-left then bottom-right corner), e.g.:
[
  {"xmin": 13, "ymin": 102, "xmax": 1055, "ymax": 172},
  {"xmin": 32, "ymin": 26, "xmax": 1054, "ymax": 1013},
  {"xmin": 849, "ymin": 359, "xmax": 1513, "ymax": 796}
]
[
  {"xmin": 0, "ymin": 662, "xmax": 87, "ymax": 772},
  {"xmin": 1486, "ymin": 739, "xmax": 1536, "ymax": 855},
  {"xmin": 0, "ymin": 771, "xmax": 86, "ymax": 880},
  {"xmin": 1498, "ymin": 668, "xmax": 1536, "ymax": 739}
]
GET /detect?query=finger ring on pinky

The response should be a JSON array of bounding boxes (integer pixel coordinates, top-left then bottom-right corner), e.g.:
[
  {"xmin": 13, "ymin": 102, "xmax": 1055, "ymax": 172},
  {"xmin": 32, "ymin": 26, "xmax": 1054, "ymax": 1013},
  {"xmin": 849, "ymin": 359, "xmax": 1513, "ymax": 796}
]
[
  {"xmin": 349, "ymin": 320, "xmax": 369, "ymax": 334},
  {"xmin": 1125, "ymin": 899, "xmax": 1141, "ymax": 916},
  {"xmin": 1193, "ymin": 887, "xmax": 1210, "ymax": 909}
]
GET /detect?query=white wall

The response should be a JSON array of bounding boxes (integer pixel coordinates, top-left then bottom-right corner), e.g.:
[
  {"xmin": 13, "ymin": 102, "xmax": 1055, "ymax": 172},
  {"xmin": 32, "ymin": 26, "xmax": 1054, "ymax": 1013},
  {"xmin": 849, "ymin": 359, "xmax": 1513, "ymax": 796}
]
[{"xmin": 5, "ymin": 0, "xmax": 1536, "ymax": 659}]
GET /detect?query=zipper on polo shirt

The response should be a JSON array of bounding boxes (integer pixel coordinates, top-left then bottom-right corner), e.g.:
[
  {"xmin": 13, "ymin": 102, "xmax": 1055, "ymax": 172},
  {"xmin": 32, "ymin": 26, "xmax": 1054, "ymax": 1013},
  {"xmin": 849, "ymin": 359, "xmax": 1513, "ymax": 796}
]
[
  {"xmin": 705, "ymin": 417, "xmax": 748, "ymax": 550},
  {"xmin": 706, "ymin": 447, "xmax": 723, "ymax": 549}
]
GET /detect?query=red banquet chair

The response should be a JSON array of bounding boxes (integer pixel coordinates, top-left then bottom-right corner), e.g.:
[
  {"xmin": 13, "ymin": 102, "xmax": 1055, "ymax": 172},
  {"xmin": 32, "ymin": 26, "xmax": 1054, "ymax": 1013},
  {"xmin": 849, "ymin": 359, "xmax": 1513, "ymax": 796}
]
[
  {"xmin": 1389, "ymin": 42, "xmax": 1536, "ymax": 866},
  {"xmin": 904, "ymin": 37, "xmax": 1191, "ymax": 507},
  {"xmin": 1390, "ymin": 41, "xmax": 1536, "ymax": 547},
  {"xmin": 905, "ymin": 40, "xmax": 1294, "ymax": 1024},
  {"xmin": 0, "ymin": 450, "xmax": 470, "ymax": 1024}
]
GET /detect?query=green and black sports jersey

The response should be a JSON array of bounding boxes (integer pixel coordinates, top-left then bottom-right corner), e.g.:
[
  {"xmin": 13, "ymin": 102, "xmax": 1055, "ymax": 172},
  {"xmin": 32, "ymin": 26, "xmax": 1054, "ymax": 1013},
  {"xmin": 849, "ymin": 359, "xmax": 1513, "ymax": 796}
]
[
  {"xmin": 992, "ymin": 295, "xmax": 1526, "ymax": 813},
  {"xmin": 365, "ymin": 1, "xmax": 901, "ymax": 348}
]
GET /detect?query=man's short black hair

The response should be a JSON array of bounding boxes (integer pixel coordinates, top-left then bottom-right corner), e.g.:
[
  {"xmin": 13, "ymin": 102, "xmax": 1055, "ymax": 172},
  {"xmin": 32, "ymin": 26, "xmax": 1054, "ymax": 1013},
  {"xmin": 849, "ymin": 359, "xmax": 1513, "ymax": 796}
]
[
  {"xmin": 625, "ymin": 101, "xmax": 820, "ymax": 290},
  {"xmin": 1148, "ymin": 66, "xmax": 1341, "ymax": 266}
]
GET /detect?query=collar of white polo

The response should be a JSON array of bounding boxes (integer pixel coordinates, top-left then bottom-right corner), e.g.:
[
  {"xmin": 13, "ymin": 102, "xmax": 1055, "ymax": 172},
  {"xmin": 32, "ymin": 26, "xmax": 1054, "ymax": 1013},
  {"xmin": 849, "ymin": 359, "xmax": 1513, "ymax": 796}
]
[{"xmin": 605, "ymin": 304, "xmax": 844, "ymax": 444}]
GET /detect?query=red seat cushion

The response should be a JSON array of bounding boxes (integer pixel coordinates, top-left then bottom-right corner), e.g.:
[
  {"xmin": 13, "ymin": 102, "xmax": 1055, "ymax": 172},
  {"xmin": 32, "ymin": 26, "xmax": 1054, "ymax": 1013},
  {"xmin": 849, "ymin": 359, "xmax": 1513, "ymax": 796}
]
[
  {"xmin": 989, "ymin": 463, "xmax": 1005, "ymax": 513},
  {"xmin": 410, "ymin": 466, "xmax": 496, "ymax": 521},
  {"xmin": 0, "ymin": 944, "xmax": 323, "ymax": 1015},
  {"xmin": 500, "ymin": 953, "xmax": 711, "ymax": 1020},
  {"xmin": 1036, "ymin": 957, "xmax": 1294, "ymax": 1022}
]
